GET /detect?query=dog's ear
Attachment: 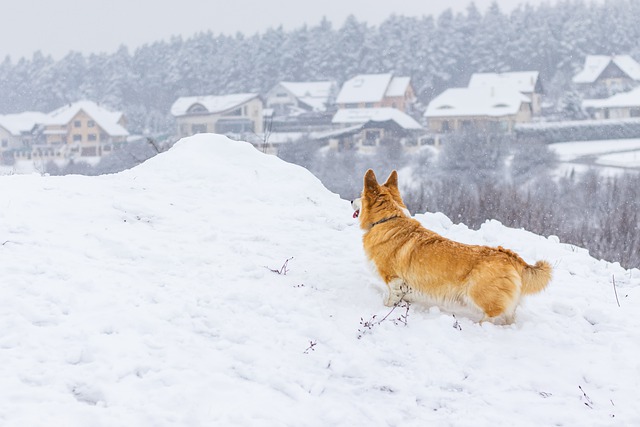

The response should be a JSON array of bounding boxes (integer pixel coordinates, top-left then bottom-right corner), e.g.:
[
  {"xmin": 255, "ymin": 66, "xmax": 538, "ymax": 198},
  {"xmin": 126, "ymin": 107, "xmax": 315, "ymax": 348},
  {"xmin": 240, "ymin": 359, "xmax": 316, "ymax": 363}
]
[
  {"xmin": 364, "ymin": 169, "xmax": 379, "ymax": 195},
  {"xmin": 383, "ymin": 170, "xmax": 399, "ymax": 189}
]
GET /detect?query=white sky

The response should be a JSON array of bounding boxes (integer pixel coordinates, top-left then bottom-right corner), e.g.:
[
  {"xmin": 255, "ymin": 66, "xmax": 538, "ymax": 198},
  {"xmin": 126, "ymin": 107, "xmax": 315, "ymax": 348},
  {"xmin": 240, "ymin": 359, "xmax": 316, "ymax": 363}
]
[{"xmin": 2, "ymin": 0, "xmax": 560, "ymax": 61}]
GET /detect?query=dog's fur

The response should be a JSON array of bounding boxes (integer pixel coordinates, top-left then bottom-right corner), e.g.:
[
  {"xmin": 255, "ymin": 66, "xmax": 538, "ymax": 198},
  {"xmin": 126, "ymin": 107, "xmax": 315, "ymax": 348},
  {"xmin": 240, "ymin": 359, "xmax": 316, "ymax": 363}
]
[{"xmin": 353, "ymin": 169, "xmax": 552, "ymax": 324}]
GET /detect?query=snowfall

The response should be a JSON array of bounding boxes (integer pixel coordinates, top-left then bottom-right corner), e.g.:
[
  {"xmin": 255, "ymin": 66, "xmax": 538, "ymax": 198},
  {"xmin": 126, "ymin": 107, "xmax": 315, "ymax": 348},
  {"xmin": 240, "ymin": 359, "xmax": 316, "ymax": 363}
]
[{"xmin": 1, "ymin": 134, "xmax": 639, "ymax": 427}]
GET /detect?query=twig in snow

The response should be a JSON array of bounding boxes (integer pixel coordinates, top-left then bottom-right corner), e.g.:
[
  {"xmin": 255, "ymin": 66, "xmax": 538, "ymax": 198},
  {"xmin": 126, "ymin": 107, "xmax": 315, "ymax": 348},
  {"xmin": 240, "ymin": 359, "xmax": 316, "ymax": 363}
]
[
  {"xmin": 303, "ymin": 340, "xmax": 317, "ymax": 354},
  {"xmin": 452, "ymin": 314, "xmax": 462, "ymax": 331},
  {"xmin": 358, "ymin": 292, "xmax": 410, "ymax": 339},
  {"xmin": 266, "ymin": 257, "xmax": 293, "ymax": 275},
  {"xmin": 579, "ymin": 385, "xmax": 593, "ymax": 409},
  {"xmin": 612, "ymin": 275, "xmax": 620, "ymax": 307}
]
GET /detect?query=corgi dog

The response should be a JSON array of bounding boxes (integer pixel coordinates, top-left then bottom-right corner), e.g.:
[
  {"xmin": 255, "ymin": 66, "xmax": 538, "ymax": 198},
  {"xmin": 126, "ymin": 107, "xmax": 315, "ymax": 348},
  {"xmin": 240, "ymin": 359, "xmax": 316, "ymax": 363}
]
[{"xmin": 352, "ymin": 169, "xmax": 552, "ymax": 324}]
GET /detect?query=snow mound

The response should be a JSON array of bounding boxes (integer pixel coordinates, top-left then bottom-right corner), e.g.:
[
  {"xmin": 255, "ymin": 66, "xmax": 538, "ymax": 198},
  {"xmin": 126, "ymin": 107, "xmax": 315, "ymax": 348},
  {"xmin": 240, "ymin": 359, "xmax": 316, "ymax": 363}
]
[{"xmin": 1, "ymin": 133, "xmax": 639, "ymax": 426}]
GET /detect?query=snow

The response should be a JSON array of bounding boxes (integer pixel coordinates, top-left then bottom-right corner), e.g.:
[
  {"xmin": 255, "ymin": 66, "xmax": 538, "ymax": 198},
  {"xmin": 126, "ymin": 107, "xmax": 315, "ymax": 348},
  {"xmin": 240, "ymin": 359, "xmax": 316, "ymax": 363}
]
[
  {"xmin": 278, "ymin": 81, "xmax": 336, "ymax": 112},
  {"xmin": 424, "ymin": 87, "xmax": 530, "ymax": 118},
  {"xmin": 572, "ymin": 55, "xmax": 640, "ymax": 84},
  {"xmin": 0, "ymin": 112, "xmax": 50, "ymax": 136},
  {"xmin": 1, "ymin": 133, "xmax": 640, "ymax": 426},
  {"xmin": 333, "ymin": 107, "xmax": 422, "ymax": 130},
  {"xmin": 170, "ymin": 93, "xmax": 259, "ymax": 117},
  {"xmin": 468, "ymin": 71, "xmax": 539, "ymax": 94},
  {"xmin": 336, "ymin": 73, "xmax": 392, "ymax": 104},
  {"xmin": 583, "ymin": 86, "xmax": 640, "ymax": 109}
]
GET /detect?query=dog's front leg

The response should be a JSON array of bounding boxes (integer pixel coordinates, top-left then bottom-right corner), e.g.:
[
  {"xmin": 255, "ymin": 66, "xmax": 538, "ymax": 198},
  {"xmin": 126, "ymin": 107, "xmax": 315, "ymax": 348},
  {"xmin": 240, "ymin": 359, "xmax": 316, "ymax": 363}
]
[{"xmin": 384, "ymin": 278, "xmax": 407, "ymax": 306}]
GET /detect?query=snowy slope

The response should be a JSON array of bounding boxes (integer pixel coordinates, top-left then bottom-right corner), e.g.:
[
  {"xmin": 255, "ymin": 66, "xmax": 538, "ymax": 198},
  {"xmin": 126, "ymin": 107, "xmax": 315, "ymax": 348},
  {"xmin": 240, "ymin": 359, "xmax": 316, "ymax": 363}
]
[{"xmin": 1, "ymin": 134, "xmax": 639, "ymax": 426}]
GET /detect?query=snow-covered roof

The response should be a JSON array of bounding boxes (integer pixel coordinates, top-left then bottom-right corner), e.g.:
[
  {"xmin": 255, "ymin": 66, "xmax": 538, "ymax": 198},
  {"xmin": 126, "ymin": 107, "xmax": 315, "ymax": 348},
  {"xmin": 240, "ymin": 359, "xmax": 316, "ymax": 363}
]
[
  {"xmin": 468, "ymin": 71, "xmax": 540, "ymax": 93},
  {"xmin": 332, "ymin": 107, "xmax": 422, "ymax": 130},
  {"xmin": 336, "ymin": 74, "xmax": 411, "ymax": 104},
  {"xmin": 385, "ymin": 76, "xmax": 412, "ymax": 97},
  {"xmin": 573, "ymin": 55, "xmax": 640, "ymax": 84},
  {"xmin": 47, "ymin": 101, "xmax": 128, "ymax": 136},
  {"xmin": 171, "ymin": 93, "xmax": 259, "ymax": 117},
  {"xmin": 583, "ymin": 86, "xmax": 640, "ymax": 109},
  {"xmin": 0, "ymin": 111, "xmax": 49, "ymax": 136},
  {"xmin": 278, "ymin": 81, "xmax": 336, "ymax": 111},
  {"xmin": 424, "ymin": 87, "xmax": 531, "ymax": 118}
]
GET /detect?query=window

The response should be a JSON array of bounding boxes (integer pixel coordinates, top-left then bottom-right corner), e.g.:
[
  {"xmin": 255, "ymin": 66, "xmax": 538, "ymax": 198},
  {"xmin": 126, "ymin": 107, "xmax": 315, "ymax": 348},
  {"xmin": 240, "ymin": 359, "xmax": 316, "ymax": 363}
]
[
  {"xmin": 74, "ymin": 120, "xmax": 81, "ymax": 127},
  {"xmin": 73, "ymin": 134, "xmax": 82, "ymax": 142},
  {"xmin": 1, "ymin": 139, "xmax": 7, "ymax": 148},
  {"xmin": 88, "ymin": 120, "xmax": 95, "ymax": 127},
  {"xmin": 631, "ymin": 108, "xmax": 640, "ymax": 118},
  {"xmin": 88, "ymin": 134, "xmax": 97, "ymax": 141},
  {"xmin": 441, "ymin": 121, "xmax": 450, "ymax": 132},
  {"xmin": 365, "ymin": 103, "xmax": 374, "ymax": 108},
  {"xmin": 100, "ymin": 133, "xmax": 108, "ymax": 141},
  {"xmin": 276, "ymin": 92, "xmax": 288, "ymax": 97}
]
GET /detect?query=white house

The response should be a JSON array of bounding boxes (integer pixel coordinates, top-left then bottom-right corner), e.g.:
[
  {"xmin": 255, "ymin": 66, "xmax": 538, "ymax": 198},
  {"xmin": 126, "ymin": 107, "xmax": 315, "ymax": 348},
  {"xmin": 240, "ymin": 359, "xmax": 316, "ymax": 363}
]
[
  {"xmin": 265, "ymin": 81, "xmax": 337, "ymax": 115},
  {"xmin": 424, "ymin": 87, "xmax": 532, "ymax": 134},
  {"xmin": 468, "ymin": 71, "xmax": 543, "ymax": 115},
  {"xmin": 171, "ymin": 93, "xmax": 263, "ymax": 139},
  {"xmin": 0, "ymin": 112, "xmax": 49, "ymax": 152},
  {"xmin": 335, "ymin": 73, "xmax": 415, "ymax": 113},
  {"xmin": 582, "ymin": 86, "xmax": 640, "ymax": 119},
  {"xmin": 573, "ymin": 55, "xmax": 640, "ymax": 93}
]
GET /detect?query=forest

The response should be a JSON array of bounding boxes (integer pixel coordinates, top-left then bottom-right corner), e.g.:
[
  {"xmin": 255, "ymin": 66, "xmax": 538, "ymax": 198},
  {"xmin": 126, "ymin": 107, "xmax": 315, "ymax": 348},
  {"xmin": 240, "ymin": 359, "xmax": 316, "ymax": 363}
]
[
  {"xmin": 1, "ymin": 0, "xmax": 639, "ymax": 133},
  {"xmin": 2, "ymin": 0, "xmax": 639, "ymax": 268}
]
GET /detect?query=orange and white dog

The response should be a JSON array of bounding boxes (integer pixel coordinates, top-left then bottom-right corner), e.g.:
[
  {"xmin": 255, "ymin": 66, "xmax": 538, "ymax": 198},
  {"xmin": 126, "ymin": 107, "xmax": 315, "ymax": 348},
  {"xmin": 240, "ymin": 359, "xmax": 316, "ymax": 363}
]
[{"xmin": 352, "ymin": 169, "xmax": 552, "ymax": 324}]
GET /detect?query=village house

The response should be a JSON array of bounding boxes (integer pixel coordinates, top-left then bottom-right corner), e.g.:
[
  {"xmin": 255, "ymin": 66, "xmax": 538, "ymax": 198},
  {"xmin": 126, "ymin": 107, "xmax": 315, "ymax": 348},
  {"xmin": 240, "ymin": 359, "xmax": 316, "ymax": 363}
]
[
  {"xmin": 40, "ymin": 101, "xmax": 129, "ymax": 157},
  {"xmin": 468, "ymin": 71, "xmax": 543, "ymax": 115},
  {"xmin": 573, "ymin": 55, "xmax": 640, "ymax": 96},
  {"xmin": 323, "ymin": 107, "xmax": 422, "ymax": 152},
  {"xmin": 335, "ymin": 73, "xmax": 415, "ymax": 113},
  {"xmin": 424, "ymin": 86, "xmax": 532, "ymax": 136},
  {"xmin": 582, "ymin": 86, "xmax": 640, "ymax": 119},
  {"xmin": 264, "ymin": 81, "xmax": 337, "ymax": 116},
  {"xmin": 1, "ymin": 101, "xmax": 128, "ymax": 162},
  {"xmin": 171, "ymin": 93, "xmax": 263, "ymax": 139},
  {"xmin": 0, "ymin": 112, "xmax": 49, "ymax": 155}
]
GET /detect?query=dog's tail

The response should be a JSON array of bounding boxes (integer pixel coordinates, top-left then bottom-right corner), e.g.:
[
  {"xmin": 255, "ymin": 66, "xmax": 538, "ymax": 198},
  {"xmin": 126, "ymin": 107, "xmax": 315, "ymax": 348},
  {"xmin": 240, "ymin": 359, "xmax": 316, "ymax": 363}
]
[{"xmin": 521, "ymin": 261, "xmax": 552, "ymax": 295}]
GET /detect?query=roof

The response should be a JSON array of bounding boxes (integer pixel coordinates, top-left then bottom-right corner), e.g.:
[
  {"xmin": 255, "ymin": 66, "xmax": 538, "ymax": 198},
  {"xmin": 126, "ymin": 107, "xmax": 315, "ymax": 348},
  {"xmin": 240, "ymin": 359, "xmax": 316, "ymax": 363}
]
[
  {"xmin": 332, "ymin": 108, "xmax": 422, "ymax": 130},
  {"xmin": 278, "ymin": 81, "xmax": 336, "ymax": 112},
  {"xmin": 385, "ymin": 76, "xmax": 412, "ymax": 97},
  {"xmin": 336, "ymin": 74, "xmax": 411, "ymax": 104},
  {"xmin": 424, "ymin": 87, "xmax": 531, "ymax": 118},
  {"xmin": 47, "ymin": 101, "xmax": 128, "ymax": 136},
  {"xmin": 573, "ymin": 55, "xmax": 640, "ymax": 84},
  {"xmin": 0, "ymin": 111, "xmax": 49, "ymax": 135},
  {"xmin": 468, "ymin": 71, "xmax": 540, "ymax": 93},
  {"xmin": 171, "ymin": 93, "xmax": 260, "ymax": 117},
  {"xmin": 582, "ymin": 86, "xmax": 640, "ymax": 109}
]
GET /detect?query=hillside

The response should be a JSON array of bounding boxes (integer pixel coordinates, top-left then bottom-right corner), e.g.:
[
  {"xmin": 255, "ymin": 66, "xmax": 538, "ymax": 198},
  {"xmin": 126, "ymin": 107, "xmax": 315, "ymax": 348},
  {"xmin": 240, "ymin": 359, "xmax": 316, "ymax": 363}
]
[{"xmin": 1, "ymin": 134, "xmax": 639, "ymax": 426}]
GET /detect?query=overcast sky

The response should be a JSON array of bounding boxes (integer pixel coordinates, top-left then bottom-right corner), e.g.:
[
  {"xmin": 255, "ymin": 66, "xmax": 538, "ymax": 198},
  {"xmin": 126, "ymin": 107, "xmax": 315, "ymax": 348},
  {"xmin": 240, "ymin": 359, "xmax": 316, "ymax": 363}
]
[{"xmin": 2, "ymin": 0, "xmax": 560, "ymax": 61}]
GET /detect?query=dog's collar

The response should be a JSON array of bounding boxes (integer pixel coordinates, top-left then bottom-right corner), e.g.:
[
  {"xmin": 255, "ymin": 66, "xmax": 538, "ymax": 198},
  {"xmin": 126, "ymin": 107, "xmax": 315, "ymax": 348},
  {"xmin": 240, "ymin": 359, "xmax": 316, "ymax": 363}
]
[{"xmin": 370, "ymin": 215, "xmax": 401, "ymax": 228}]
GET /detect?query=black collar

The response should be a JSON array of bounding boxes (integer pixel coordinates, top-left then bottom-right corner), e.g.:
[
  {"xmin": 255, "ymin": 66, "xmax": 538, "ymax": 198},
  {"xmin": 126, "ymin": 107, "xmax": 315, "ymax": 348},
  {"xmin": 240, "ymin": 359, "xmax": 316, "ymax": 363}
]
[{"xmin": 370, "ymin": 215, "xmax": 401, "ymax": 228}]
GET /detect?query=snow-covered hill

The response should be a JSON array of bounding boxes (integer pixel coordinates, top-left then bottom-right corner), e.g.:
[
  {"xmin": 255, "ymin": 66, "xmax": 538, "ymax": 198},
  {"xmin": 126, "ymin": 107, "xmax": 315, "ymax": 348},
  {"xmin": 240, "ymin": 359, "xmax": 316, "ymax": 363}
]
[{"xmin": 1, "ymin": 134, "xmax": 639, "ymax": 426}]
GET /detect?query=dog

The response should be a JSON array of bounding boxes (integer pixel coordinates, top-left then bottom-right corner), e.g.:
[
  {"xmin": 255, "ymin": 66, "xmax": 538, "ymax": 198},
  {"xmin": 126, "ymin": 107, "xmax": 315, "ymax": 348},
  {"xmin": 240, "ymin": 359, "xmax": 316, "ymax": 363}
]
[{"xmin": 352, "ymin": 169, "xmax": 552, "ymax": 324}]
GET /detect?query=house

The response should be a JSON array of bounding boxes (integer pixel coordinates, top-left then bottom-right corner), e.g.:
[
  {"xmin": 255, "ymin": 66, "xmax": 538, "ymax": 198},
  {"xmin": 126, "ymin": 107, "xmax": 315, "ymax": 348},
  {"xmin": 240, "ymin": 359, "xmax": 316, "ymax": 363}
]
[
  {"xmin": 41, "ymin": 101, "xmax": 129, "ymax": 157},
  {"xmin": 326, "ymin": 107, "xmax": 422, "ymax": 151},
  {"xmin": 264, "ymin": 81, "xmax": 337, "ymax": 115},
  {"xmin": 582, "ymin": 86, "xmax": 640, "ymax": 119},
  {"xmin": 573, "ymin": 55, "xmax": 640, "ymax": 95},
  {"xmin": 1, "ymin": 101, "xmax": 128, "ymax": 162},
  {"xmin": 0, "ymin": 111, "xmax": 49, "ymax": 153},
  {"xmin": 424, "ymin": 87, "xmax": 532, "ymax": 134},
  {"xmin": 335, "ymin": 73, "xmax": 415, "ymax": 113},
  {"xmin": 468, "ymin": 71, "xmax": 543, "ymax": 115},
  {"xmin": 171, "ymin": 93, "xmax": 263, "ymax": 139}
]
